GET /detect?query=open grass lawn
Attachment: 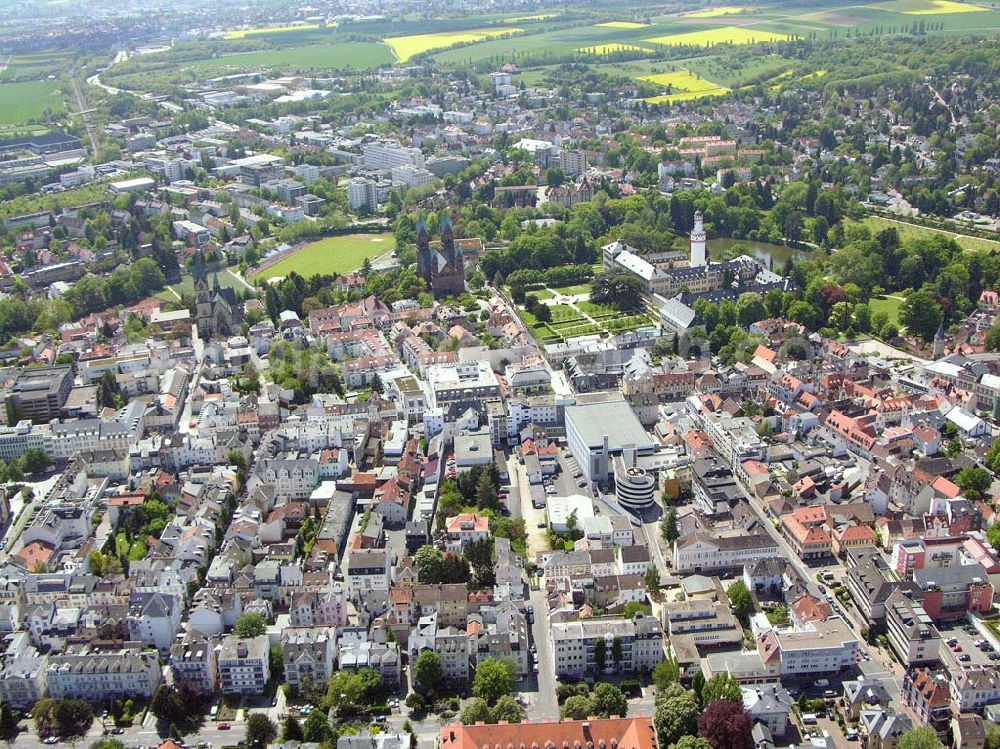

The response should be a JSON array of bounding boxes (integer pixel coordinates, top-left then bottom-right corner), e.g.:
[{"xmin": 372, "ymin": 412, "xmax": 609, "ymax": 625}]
[
  {"xmin": 855, "ymin": 215, "xmax": 1000, "ymax": 253},
  {"xmin": 551, "ymin": 283, "xmax": 592, "ymax": 296},
  {"xmin": 258, "ymin": 233, "xmax": 393, "ymax": 280},
  {"xmin": 224, "ymin": 23, "xmax": 324, "ymax": 39},
  {"xmin": 868, "ymin": 0, "xmax": 985, "ymax": 13},
  {"xmin": 644, "ymin": 25, "xmax": 793, "ymax": 46},
  {"xmin": 869, "ymin": 295, "xmax": 904, "ymax": 327},
  {"xmin": 0, "ymin": 80, "xmax": 64, "ymax": 124},
  {"xmin": 640, "ymin": 69, "xmax": 730, "ymax": 102},
  {"xmin": 384, "ymin": 27, "xmax": 522, "ymax": 61},
  {"xmin": 184, "ymin": 42, "xmax": 393, "ymax": 72}
]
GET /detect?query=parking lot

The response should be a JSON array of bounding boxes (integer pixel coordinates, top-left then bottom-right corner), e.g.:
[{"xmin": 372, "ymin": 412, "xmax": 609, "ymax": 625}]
[{"xmin": 939, "ymin": 621, "xmax": 998, "ymax": 668}]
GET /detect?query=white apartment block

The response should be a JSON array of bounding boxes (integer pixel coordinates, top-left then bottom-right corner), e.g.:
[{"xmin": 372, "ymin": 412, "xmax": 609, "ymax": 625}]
[
  {"xmin": 673, "ymin": 532, "xmax": 781, "ymax": 573},
  {"xmin": 0, "ymin": 420, "xmax": 45, "ymax": 462},
  {"xmin": 217, "ymin": 635, "xmax": 270, "ymax": 695},
  {"xmin": 763, "ymin": 618, "xmax": 859, "ymax": 676},
  {"xmin": 252, "ymin": 457, "xmax": 319, "ymax": 501},
  {"xmin": 550, "ymin": 615, "xmax": 664, "ymax": 678},
  {"xmin": 45, "ymin": 650, "xmax": 161, "ymax": 700},
  {"xmin": 362, "ymin": 141, "xmax": 425, "ymax": 170},
  {"xmin": 390, "ymin": 165, "xmax": 434, "ymax": 188}
]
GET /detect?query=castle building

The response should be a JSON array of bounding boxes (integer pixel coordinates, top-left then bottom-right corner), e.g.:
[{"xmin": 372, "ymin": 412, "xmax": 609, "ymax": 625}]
[
  {"xmin": 416, "ymin": 214, "xmax": 466, "ymax": 298},
  {"xmin": 194, "ymin": 252, "xmax": 243, "ymax": 341}
]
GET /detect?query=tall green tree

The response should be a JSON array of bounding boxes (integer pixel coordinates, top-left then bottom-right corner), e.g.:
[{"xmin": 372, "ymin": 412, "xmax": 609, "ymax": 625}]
[
  {"xmin": 414, "ymin": 650, "xmax": 444, "ymax": 695},
  {"xmin": 472, "ymin": 658, "xmax": 514, "ymax": 706},
  {"xmin": 246, "ymin": 715, "xmax": 277, "ymax": 749}
]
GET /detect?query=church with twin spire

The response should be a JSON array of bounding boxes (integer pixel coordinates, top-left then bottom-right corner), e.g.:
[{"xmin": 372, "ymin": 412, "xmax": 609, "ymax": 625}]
[
  {"xmin": 415, "ymin": 214, "xmax": 466, "ymax": 298},
  {"xmin": 194, "ymin": 252, "xmax": 243, "ymax": 341}
]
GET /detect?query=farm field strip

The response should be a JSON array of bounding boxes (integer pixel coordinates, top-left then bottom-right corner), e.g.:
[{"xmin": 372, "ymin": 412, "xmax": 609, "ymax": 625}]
[
  {"xmin": 224, "ymin": 24, "xmax": 324, "ymax": 39},
  {"xmin": 384, "ymin": 27, "xmax": 522, "ymax": 61},
  {"xmin": 867, "ymin": 0, "xmax": 985, "ymax": 13},
  {"xmin": 643, "ymin": 25, "xmax": 793, "ymax": 46},
  {"xmin": 596, "ymin": 21, "xmax": 650, "ymax": 28},
  {"xmin": 640, "ymin": 69, "xmax": 730, "ymax": 102},
  {"xmin": 683, "ymin": 6, "xmax": 752, "ymax": 17},
  {"xmin": 577, "ymin": 43, "xmax": 653, "ymax": 54}
]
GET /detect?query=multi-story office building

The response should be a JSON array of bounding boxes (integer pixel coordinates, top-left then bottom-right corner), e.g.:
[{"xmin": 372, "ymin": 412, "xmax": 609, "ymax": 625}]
[{"xmin": 7, "ymin": 365, "xmax": 73, "ymax": 424}]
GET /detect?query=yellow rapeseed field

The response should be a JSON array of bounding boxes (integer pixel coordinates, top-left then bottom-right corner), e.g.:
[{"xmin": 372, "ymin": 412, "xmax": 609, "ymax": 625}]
[
  {"xmin": 596, "ymin": 21, "xmax": 650, "ymax": 28},
  {"xmin": 868, "ymin": 0, "xmax": 985, "ymax": 13},
  {"xmin": 644, "ymin": 25, "xmax": 791, "ymax": 46},
  {"xmin": 384, "ymin": 27, "xmax": 521, "ymax": 60},
  {"xmin": 224, "ymin": 24, "xmax": 322, "ymax": 39}
]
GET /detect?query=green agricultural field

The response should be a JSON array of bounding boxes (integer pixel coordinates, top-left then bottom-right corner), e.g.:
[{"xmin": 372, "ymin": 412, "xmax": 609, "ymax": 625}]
[
  {"xmin": 577, "ymin": 43, "xmax": 652, "ymax": 55},
  {"xmin": 0, "ymin": 50, "xmax": 73, "ymax": 80},
  {"xmin": 384, "ymin": 27, "xmax": 522, "ymax": 61},
  {"xmin": 0, "ymin": 80, "xmax": 64, "ymax": 124},
  {"xmin": 644, "ymin": 25, "xmax": 794, "ymax": 46},
  {"xmin": 257, "ymin": 233, "xmax": 394, "ymax": 280},
  {"xmin": 182, "ymin": 42, "xmax": 394, "ymax": 73}
]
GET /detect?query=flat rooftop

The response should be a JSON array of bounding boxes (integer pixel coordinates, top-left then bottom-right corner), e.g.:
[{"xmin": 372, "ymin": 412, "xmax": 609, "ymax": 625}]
[{"xmin": 565, "ymin": 397, "xmax": 654, "ymax": 450}]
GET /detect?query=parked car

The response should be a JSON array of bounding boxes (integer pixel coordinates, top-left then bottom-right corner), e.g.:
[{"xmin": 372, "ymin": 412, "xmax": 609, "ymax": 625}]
[{"xmin": 959, "ymin": 654, "xmax": 972, "ymax": 662}]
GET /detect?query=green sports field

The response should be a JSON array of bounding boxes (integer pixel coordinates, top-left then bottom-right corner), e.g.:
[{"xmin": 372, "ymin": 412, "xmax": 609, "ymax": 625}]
[{"xmin": 257, "ymin": 233, "xmax": 394, "ymax": 280}]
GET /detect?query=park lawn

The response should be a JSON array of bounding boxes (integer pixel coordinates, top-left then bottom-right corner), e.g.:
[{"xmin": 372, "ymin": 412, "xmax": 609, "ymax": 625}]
[
  {"xmin": 224, "ymin": 23, "xmax": 323, "ymax": 39},
  {"xmin": 869, "ymin": 295, "xmax": 904, "ymax": 326},
  {"xmin": 683, "ymin": 5, "xmax": 750, "ymax": 17},
  {"xmin": 547, "ymin": 304, "xmax": 581, "ymax": 321},
  {"xmin": 258, "ymin": 233, "xmax": 393, "ymax": 279},
  {"xmin": 867, "ymin": 0, "xmax": 985, "ymax": 13},
  {"xmin": 0, "ymin": 79, "xmax": 64, "ymax": 124},
  {"xmin": 384, "ymin": 27, "xmax": 522, "ymax": 61},
  {"xmin": 855, "ymin": 215, "xmax": 1000, "ymax": 253},
  {"xmin": 551, "ymin": 283, "xmax": 592, "ymax": 295},
  {"xmin": 596, "ymin": 21, "xmax": 650, "ymax": 28},
  {"xmin": 644, "ymin": 25, "xmax": 793, "ymax": 46},
  {"xmin": 183, "ymin": 42, "xmax": 393, "ymax": 72}
]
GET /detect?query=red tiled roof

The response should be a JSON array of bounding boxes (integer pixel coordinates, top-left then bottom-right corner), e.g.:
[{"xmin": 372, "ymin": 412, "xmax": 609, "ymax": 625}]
[{"xmin": 439, "ymin": 717, "xmax": 656, "ymax": 749}]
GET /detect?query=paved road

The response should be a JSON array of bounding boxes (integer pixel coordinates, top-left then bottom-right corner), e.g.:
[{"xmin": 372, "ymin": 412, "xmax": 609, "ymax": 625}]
[{"xmin": 524, "ymin": 586, "xmax": 558, "ymax": 720}]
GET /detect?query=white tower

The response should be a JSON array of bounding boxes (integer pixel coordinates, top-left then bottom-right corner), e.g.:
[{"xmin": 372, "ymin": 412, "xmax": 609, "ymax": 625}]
[{"xmin": 690, "ymin": 210, "xmax": 707, "ymax": 267}]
